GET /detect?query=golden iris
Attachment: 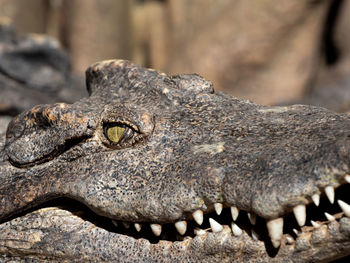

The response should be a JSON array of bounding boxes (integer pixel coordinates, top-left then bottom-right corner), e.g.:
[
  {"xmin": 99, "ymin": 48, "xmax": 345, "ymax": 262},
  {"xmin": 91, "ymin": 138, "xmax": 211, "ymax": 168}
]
[{"xmin": 106, "ymin": 125, "xmax": 126, "ymax": 143}]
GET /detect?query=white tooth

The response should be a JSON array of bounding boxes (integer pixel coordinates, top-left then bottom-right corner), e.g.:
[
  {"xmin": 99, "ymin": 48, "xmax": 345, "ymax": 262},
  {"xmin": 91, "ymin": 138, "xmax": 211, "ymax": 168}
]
[
  {"xmin": 231, "ymin": 206, "xmax": 239, "ymax": 221},
  {"xmin": 285, "ymin": 236, "xmax": 294, "ymax": 244},
  {"xmin": 251, "ymin": 230, "xmax": 259, "ymax": 241},
  {"xmin": 193, "ymin": 210, "xmax": 204, "ymax": 225},
  {"xmin": 194, "ymin": 228, "xmax": 206, "ymax": 235},
  {"xmin": 311, "ymin": 220, "xmax": 321, "ymax": 228},
  {"xmin": 123, "ymin": 222, "xmax": 130, "ymax": 229},
  {"xmin": 338, "ymin": 200, "xmax": 350, "ymax": 217},
  {"xmin": 293, "ymin": 204, "xmax": 306, "ymax": 227},
  {"xmin": 324, "ymin": 212, "xmax": 335, "ymax": 222},
  {"xmin": 247, "ymin": 213, "xmax": 256, "ymax": 225},
  {"xmin": 293, "ymin": 228, "xmax": 299, "ymax": 235},
  {"xmin": 214, "ymin": 203, "xmax": 223, "ymax": 215},
  {"xmin": 325, "ymin": 186, "xmax": 335, "ymax": 204},
  {"xmin": 312, "ymin": 194, "xmax": 320, "ymax": 207},
  {"xmin": 345, "ymin": 175, "xmax": 350, "ymax": 184},
  {"xmin": 150, "ymin": 224, "xmax": 162, "ymax": 236},
  {"xmin": 231, "ymin": 222, "xmax": 242, "ymax": 236},
  {"xmin": 209, "ymin": 218, "xmax": 223, "ymax": 233},
  {"xmin": 174, "ymin": 221, "xmax": 187, "ymax": 235},
  {"xmin": 112, "ymin": 220, "xmax": 118, "ymax": 227},
  {"xmin": 266, "ymin": 218, "xmax": 284, "ymax": 248},
  {"xmin": 134, "ymin": 223, "xmax": 142, "ymax": 232}
]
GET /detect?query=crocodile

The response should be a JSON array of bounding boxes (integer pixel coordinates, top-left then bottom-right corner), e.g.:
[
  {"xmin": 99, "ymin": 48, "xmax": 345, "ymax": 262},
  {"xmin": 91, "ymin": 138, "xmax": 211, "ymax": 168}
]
[{"xmin": 0, "ymin": 60, "xmax": 349, "ymax": 262}]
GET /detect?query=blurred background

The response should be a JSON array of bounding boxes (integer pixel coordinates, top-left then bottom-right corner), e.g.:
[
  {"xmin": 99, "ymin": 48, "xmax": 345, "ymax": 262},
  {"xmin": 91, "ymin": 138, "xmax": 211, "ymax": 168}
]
[{"xmin": 0, "ymin": 0, "xmax": 350, "ymax": 111}]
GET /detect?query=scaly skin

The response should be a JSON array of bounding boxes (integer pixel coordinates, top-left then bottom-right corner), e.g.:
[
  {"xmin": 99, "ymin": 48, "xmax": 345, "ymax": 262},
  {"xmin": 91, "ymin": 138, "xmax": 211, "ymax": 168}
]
[{"xmin": 0, "ymin": 60, "xmax": 349, "ymax": 262}]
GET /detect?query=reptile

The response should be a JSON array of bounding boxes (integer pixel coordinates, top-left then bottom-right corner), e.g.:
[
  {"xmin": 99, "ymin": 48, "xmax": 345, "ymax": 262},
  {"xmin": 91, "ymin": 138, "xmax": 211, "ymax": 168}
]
[{"xmin": 0, "ymin": 60, "xmax": 349, "ymax": 262}]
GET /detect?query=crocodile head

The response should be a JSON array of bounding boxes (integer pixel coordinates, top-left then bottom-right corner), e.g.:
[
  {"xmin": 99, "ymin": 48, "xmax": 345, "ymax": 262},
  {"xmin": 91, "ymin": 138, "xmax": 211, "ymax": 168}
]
[{"xmin": 0, "ymin": 60, "xmax": 349, "ymax": 262}]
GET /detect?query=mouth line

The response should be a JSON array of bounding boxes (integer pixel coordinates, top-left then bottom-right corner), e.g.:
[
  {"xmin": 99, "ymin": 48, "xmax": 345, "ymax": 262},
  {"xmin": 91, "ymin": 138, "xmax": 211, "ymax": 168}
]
[
  {"xmin": 3, "ymin": 181, "xmax": 350, "ymax": 260},
  {"xmin": 103, "ymin": 182, "xmax": 350, "ymax": 255}
]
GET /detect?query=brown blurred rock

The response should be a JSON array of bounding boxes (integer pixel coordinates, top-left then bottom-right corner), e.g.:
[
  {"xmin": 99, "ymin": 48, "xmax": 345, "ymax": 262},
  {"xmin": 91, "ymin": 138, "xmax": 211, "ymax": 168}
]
[{"xmin": 0, "ymin": 23, "xmax": 86, "ymax": 116}]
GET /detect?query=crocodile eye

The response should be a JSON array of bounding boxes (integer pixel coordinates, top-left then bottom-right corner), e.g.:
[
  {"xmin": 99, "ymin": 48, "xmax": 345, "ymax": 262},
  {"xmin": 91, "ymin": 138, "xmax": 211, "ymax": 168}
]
[
  {"xmin": 106, "ymin": 125, "xmax": 125, "ymax": 143},
  {"xmin": 104, "ymin": 123, "xmax": 134, "ymax": 145}
]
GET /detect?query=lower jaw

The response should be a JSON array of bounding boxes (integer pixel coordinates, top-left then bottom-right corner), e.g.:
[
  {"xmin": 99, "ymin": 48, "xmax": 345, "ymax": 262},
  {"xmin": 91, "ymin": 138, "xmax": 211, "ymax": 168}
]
[{"xmin": 1, "ymin": 205, "xmax": 350, "ymax": 262}]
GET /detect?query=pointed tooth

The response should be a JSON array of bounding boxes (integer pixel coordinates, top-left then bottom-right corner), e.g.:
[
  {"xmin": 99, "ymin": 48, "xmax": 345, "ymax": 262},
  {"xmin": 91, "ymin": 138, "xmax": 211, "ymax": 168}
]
[
  {"xmin": 214, "ymin": 203, "xmax": 223, "ymax": 215},
  {"xmin": 345, "ymin": 175, "xmax": 350, "ymax": 184},
  {"xmin": 230, "ymin": 206, "xmax": 239, "ymax": 221},
  {"xmin": 293, "ymin": 204, "xmax": 306, "ymax": 227},
  {"xmin": 112, "ymin": 220, "xmax": 118, "ymax": 227},
  {"xmin": 311, "ymin": 220, "xmax": 321, "ymax": 228},
  {"xmin": 150, "ymin": 224, "xmax": 162, "ymax": 236},
  {"xmin": 324, "ymin": 212, "xmax": 335, "ymax": 222},
  {"xmin": 293, "ymin": 228, "xmax": 299, "ymax": 235},
  {"xmin": 338, "ymin": 200, "xmax": 350, "ymax": 217},
  {"xmin": 209, "ymin": 218, "xmax": 223, "ymax": 233},
  {"xmin": 134, "ymin": 223, "xmax": 142, "ymax": 232},
  {"xmin": 251, "ymin": 230, "xmax": 259, "ymax": 241},
  {"xmin": 325, "ymin": 186, "xmax": 335, "ymax": 204},
  {"xmin": 122, "ymin": 222, "xmax": 130, "ymax": 229},
  {"xmin": 312, "ymin": 194, "xmax": 320, "ymax": 207},
  {"xmin": 266, "ymin": 218, "xmax": 284, "ymax": 248},
  {"xmin": 194, "ymin": 228, "xmax": 206, "ymax": 235},
  {"xmin": 174, "ymin": 221, "xmax": 187, "ymax": 235},
  {"xmin": 231, "ymin": 222, "xmax": 242, "ymax": 236},
  {"xmin": 285, "ymin": 236, "xmax": 294, "ymax": 244},
  {"xmin": 192, "ymin": 210, "xmax": 204, "ymax": 225},
  {"xmin": 247, "ymin": 213, "xmax": 256, "ymax": 225}
]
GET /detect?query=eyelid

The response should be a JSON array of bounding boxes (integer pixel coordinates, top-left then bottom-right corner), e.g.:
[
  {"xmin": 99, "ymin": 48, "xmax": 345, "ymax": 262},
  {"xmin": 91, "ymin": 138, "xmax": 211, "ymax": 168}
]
[{"xmin": 102, "ymin": 118, "xmax": 139, "ymax": 132}]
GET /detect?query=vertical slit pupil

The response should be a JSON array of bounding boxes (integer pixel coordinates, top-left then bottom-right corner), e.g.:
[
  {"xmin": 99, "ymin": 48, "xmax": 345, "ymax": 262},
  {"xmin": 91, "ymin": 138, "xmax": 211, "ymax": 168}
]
[{"xmin": 106, "ymin": 125, "xmax": 126, "ymax": 143}]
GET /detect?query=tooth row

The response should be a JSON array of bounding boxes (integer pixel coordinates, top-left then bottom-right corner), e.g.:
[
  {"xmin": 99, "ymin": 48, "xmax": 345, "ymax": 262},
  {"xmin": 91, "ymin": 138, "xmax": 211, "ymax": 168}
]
[
  {"xmin": 113, "ymin": 175, "xmax": 350, "ymax": 246},
  {"xmin": 293, "ymin": 181, "xmax": 349, "ymax": 227}
]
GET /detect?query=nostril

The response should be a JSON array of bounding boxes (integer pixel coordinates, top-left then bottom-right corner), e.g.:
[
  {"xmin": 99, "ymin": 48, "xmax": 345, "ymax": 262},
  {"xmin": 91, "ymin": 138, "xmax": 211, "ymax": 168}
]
[{"xmin": 6, "ymin": 121, "xmax": 25, "ymax": 139}]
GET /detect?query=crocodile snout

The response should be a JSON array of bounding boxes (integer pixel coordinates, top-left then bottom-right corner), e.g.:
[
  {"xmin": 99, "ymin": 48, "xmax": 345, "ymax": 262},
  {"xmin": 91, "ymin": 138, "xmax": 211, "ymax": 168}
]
[{"xmin": 5, "ymin": 103, "xmax": 94, "ymax": 166}]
